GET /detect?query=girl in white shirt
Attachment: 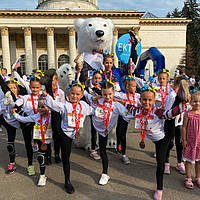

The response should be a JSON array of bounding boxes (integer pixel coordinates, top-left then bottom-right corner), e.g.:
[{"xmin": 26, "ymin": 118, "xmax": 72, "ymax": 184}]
[
  {"xmin": 42, "ymin": 81, "xmax": 94, "ymax": 194},
  {"xmin": 90, "ymin": 81, "xmax": 129, "ymax": 186},
  {"xmin": 126, "ymin": 86, "xmax": 186, "ymax": 200},
  {"xmin": 115, "ymin": 75, "xmax": 140, "ymax": 164},
  {"xmin": 15, "ymin": 77, "xmax": 42, "ymax": 176},
  {"xmin": 13, "ymin": 100, "xmax": 52, "ymax": 187}
]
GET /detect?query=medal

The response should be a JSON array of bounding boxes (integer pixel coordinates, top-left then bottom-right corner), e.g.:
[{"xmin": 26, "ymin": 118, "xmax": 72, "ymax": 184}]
[
  {"xmin": 105, "ymin": 129, "xmax": 108, "ymax": 135},
  {"xmin": 40, "ymin": 113, "xmax": 50, "ymax": 151},
  {"xmin": 160, "ymin": 85, "xmax": 168, "ymax": 108},
  {"xmin": 139, "ymin": 107, "xmax": 152, "ymax": 149},
  {"xmin": 139, "ymin": 141, "xmax": 145, "ymax": 149},
  {"xmin": 72, "ymin": 103, "xmax": 82, "ymax": 139},
  {"xmin": 41, "ymin": 143, "xmax": 47, "ymax": 151},
  {"xmin": 102, "ymin": 101, "xmax": 112, "ymax": 136}
]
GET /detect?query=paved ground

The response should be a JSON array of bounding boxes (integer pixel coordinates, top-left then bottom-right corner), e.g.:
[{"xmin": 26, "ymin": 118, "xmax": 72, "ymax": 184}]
[{"xmin": 0, "ymin": 127, "xmax": 199, "ymax": 200}]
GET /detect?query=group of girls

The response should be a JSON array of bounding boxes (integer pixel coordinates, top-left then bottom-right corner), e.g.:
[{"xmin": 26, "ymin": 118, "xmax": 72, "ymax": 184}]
[{"xmin": 0, "ymin": 52, "xmax": 199, "ymax": 200}]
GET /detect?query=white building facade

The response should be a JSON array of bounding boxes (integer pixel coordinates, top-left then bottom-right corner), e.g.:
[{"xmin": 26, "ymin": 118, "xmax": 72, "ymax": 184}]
[{"xmin": 0, "ymin": 0, "xmax": 190, "ymax": 76}]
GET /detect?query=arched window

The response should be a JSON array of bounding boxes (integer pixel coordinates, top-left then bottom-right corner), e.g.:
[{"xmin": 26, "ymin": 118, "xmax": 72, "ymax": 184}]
[
  {"xmin": 58, "ymin": 54, "xmax": 70, "ymax": 68},
  {"xmin": 38, "ymin": 54, "xmax": 48, "ymax": 72},
  {"xmin": 0, "ymin": 55, "xmax": 3, "ymax": 69},
  {"xmin": 20, "ymin": 55, "xmax": 26, "ymax": 75}
]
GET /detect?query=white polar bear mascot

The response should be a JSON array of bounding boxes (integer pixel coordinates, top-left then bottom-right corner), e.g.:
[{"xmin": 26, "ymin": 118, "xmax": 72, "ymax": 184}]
[{"xmin": 70, "ymin": 17, "xmax": 117, "ymax": 151}]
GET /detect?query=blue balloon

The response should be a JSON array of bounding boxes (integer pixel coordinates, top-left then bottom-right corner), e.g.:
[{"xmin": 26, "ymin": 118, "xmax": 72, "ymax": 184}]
[{"xmin": 116, "ymin": 34, "xmax": 132, "ymax": 64}]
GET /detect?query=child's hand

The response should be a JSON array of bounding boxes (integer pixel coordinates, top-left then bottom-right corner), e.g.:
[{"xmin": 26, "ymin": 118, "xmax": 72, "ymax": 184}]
[
  {"xmin": 183, "ymin": 140, "xmax": 187, "ymax": 149},
  {"xmin": 12, "ymin": 107, "xmax": 17, "ymax": 114},
  {"xmin": 92, "ymin": 96, "xmax": 101, "ymax": 105},
  {"xmin": 76, "ymin": 63, "xmax": 83, "ymax": 73}
]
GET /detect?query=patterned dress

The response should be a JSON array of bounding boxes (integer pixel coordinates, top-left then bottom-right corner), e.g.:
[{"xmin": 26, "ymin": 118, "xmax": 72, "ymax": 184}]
[{"xmin": 183, "ymin": 111, "xmax": 200, "ymax": 163}]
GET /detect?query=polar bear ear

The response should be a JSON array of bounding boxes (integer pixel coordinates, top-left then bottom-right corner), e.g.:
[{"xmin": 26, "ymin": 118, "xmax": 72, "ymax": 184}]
[
  {"xmin": 74, "ymin": 18, "xmax": 85, "ymax": 31},
  {"xmin": 106, "ymin": 19, "xmax": 114, "ymax": 32}
]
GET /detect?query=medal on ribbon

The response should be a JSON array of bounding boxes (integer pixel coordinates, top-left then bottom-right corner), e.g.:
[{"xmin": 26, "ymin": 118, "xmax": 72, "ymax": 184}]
[
  {"xmin": 102, "ymin": 100, "xmax": 112, "ymax": 136},
  {"xmin": 72, "ymin": 103, "xmax": 82, "ymax": 139},
  {"xmin": 139, "ymin": 107, "xmax": 152, "ymax": 149},
  {"xmin": 40, "ymin": 112, "xmax": 50, "ymax": 151}
]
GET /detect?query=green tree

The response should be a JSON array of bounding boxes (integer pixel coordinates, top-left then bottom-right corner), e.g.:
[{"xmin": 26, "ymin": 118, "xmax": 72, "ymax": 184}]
[{"xmin": 171, "ymin": 8, "xmax": 182, "ymax": 17}]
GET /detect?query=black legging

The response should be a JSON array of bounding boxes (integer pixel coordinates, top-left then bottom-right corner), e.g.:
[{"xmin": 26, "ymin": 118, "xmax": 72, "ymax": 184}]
[
  {"xmin": 116, "ymin": 116, "xmax": 128, "ymax": 155},
  {"xmin": 154, "ymin": 136, "xmax": 170, "ymax": 190},
  {"xmin": 51, "ymin": 111, "xmax": 62, "ymax": 156},
  {"xmin": 90, "ymin": 115, "xmax": 97, "ymax": 150},
  {"xmin": 0, "ymin": 115, "xmax": 16, "ymax": 163},
  {"xmin": 175, "ymin": 125, "xmax": 183, "ymax": 163},
  {"xmin": 99, "ymin": 134, "xmax": 108, "ymax": 174},
  {"xmin": 36, "ymin": 140, "xmax": 51, "ymax": 175},
  {"xmin": 21, "ymin": 123, "xmax": 34, "ymax": 166},
  {"xmin": 59, "ymin": 131, "xmax": 72, "ymax": 184}
]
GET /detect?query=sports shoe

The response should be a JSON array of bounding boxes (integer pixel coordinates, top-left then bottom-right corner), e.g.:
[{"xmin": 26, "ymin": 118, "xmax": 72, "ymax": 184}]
[
  {"xmin": 99, "ymin": 173, "xmax": 110, "ymax": 185},
  {"xmin": 164, "ymin": 163, "xmax": 170, "ymax": 175},
  {"xmin": 153, "ymin": 152, "xmax": 156, "ymax": 158},
  {"xmin": 55, "ymin": 154, "xmax": 61, "ymax": 163},
  {"xmin": 90, "ymin": 150, "xmax": 101, "ymax": 160},
  {"xmin": 122, "ymin": 155, "xmax": 131, "ymax": 165},
  {"xmin": 176, "ymin": 163, "xmax": 186, "ymax": 175},
  {"xmin": 27, "ymin": 165, "xmax": 35, "ymax": 176},
  {"xmin": 65, "ymin": 180, "xmax": 75, "ymax": 194},
  {"xmin": 153, "ymin": 190, "xmax": 163, "ymax": 200},
  {"xmin": 37, "ymin": 175, "xmax": 47, "ymax": 186},
  {"xmin": 7, "ymin": 162, "xmax": 16, "ymax": 174},
  {"xmin": 178, "ymin": 79, "xmax": 189, "ymax": 102}
]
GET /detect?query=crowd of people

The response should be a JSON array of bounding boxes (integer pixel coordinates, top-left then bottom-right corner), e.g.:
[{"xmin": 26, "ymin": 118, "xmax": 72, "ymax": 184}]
[{"xmin": 0, "ymin": 53, "xmax": 199, "ymax": 200}]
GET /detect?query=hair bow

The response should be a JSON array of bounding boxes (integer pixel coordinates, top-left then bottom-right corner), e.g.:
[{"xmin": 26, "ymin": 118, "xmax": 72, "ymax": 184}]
[
  {"xmin": 10, "ymin": 78, "xmax": 21, "ymax": 85},
  {"xmin": 141, "ymin": 85, "xmax": 157, "ymax": 94},
  {"xmin": 190, "ymin": 87, "xmax": 198, "ymax": 94},
  {"xmin": 68, "ymin": 81, "xmax": 85, "ymax": 91},
  {"xmin": 27, "ymin": 75, "xmax": 41, "ymax": 80},
  {"xmin": 103, "ymin": 50, "xmax": 114, "ymax": 57},
  {"xmin": 123, "ymin": 75, "xmax": 135, "ymax": 80},
  {"xmin": 162, "ymin": 69, "xmax": 170, "ymax": 77},
  {"xmin": 99, "ymin": 79, "xmax": 114, "ymax": 86},
  {"xmin": 36, "ymin": 70, "xmax": 45, "ymax": 76}
]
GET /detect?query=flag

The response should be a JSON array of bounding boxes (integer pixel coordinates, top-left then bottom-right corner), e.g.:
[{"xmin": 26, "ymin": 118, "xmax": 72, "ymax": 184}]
[{"xmin": 12, "ymin": 57, "xmax": 21, "ymax": 70}]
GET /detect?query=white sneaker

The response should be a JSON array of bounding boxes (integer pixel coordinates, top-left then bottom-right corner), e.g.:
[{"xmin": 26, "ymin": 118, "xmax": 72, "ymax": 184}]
[
  {"xmin": 122, "ymin": 155, "xmax": 131, "ymax": 165},
  {"xmin": 37, "ymin": 175, "xmax": 47, "ymax": 186},
  {"xmin": 90, "ymin": 150, "xmax": 101, "ymax": 160},
  {"xmin": 99, "ymin": 173, "xmax": 110, "ymax": 185}
]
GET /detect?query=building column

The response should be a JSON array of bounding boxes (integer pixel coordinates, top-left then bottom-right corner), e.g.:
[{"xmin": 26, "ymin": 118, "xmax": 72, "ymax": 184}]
[
  {"xmin": 24, "ymin": 27, "xmax": 33, "ymax": 75},
  {"xmin": 32, "ymin": 34, "xmax": 37, "ymax": 70},
  {"xmin": 47, "ymin": 27, "xmax": 56, "ymax": 69},
  {"xmin": 10, "ymin": 33, "xmax": 16, "ymax": 66},
  {"xmin": 112, "ymin": 28, "xmax": 118, "ymax": 67},
  {"xmin": 1, "ymin": 27, "xmax": 11, "ymax": 74},
  {"xmin": 68, "ymin": 27, "xmax": 76, "ymax": 67}
]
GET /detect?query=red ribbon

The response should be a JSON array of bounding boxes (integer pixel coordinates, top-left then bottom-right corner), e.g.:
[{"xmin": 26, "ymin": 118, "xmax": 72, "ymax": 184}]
[
  {"xmin": 102, "ymin": 100, "xmax": 113, "ymax": 135},
  {"xmin": 126, "ymin": 93, "xmax": 136, "ymax": 106},
  {"xmin": 139, "ymin": 107, "xmax": 152, "ymax": 142},
  {"xmin": 104, "ymin": 70, "xmax": 113, "ymax": 82},
  {"xmin": 53, "ymin": 87, "xmax": 58, "ymax": 100},
  {"xmin": 160, "ymin": 85, "xmax": 168, "ymax": 108},
  {"xmin": 31, "ymin": 94, "xmax": 38, "ymax": 114},
  {"xmin": 40, "ymin": 112, "xmax": 50, "ymax": 145},
  {"xmin": 72, "ymin": 103, "xmax": 82, "ymax": 136}
]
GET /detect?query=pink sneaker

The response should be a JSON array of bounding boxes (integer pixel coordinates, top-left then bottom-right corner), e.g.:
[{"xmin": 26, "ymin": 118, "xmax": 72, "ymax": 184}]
[
  {"xmin": 164, "ymin": 163, "xmax": 170, "ymax": 175},
  {"xmin": 153, "ymin": 190, "xmax": 163, "ymax": 200},
  {"xmin": 176, "ymin": 163, "xmax": 186, "ymax": 175},
  {"xmin": 7, "ymin": 162, "xmax": 16, "ymax": 174}
]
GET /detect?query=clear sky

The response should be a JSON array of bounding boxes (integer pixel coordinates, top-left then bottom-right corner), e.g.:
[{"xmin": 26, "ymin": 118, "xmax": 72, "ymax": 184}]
[{"xmin": 0, "ymin": 0, "xmax": 186, "ymax": 17}]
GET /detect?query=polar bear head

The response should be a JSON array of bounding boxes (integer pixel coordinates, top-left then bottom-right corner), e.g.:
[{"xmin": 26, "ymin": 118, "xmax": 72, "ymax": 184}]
[
  {"xmin": 74, "ymin": 17, "xmax": 114, "ymax": 53},
  {"xmin": 56, "ymin": 63, "xmax": 75, "ymax": 95}
]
